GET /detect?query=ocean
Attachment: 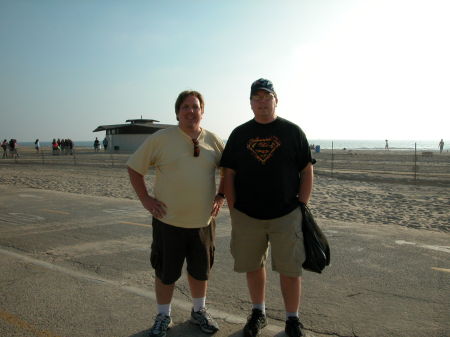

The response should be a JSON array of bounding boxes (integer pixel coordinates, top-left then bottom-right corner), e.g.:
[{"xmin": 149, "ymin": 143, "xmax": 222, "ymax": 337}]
[
  {"xmin": 15, "ymin": 139, "xmax": 443, "ymax": 151},
  {"xmin": 307, "ymin": 139, "xmax": 442, "ymax": 151}
]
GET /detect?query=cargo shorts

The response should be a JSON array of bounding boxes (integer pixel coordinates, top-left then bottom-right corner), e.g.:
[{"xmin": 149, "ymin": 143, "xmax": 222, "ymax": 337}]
[
  {"xmin": 230, "ymin": 207, "xmax": 305, "ymax": 277},
  {"xmin": 150, "ymin": 218, "xmax": 215, "ymax": 285}
]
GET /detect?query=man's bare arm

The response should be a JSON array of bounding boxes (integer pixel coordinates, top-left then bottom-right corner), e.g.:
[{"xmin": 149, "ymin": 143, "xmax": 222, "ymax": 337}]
[
  {"xmin": 298, "ymin": 163, "xmax": 313, "ymax": 205},
  {"xmin": 223, "ymin": 168, "xmax": 236, "ymax": 210},
  {"xmin": 127, "ymin": 166, "xmax": 166, "ymax": 218}
]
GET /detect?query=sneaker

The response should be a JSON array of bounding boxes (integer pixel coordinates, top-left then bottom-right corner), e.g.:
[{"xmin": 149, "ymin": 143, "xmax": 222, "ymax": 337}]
[
  {"xmin": 149, "ymin": 313, "xmax": 173, "ymax": 337},
  {"xmin": 243, "ymin": 308, "xmax": 267, "ymax": 337},
  {"xmin": 285, "ymin": 316, "xmax": 305, "ymax": 337},
  {"xmin": 190, "ymin": 307, "xmax": 219, "ymax": 333}
]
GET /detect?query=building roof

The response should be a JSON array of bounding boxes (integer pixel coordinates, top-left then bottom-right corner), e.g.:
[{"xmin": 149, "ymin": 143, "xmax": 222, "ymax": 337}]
[
  {"xmin": 93, "ymin": 119, "xmax": 174, "ymax": 133},
  {"xmin": 125, "ymin": 119, "xmax": 160, "ymax": 124}
]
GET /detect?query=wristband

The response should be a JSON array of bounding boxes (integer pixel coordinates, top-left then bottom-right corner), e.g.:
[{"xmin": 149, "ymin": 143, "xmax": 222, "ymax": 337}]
[{"xmin": 217, "ymin": 193, "xmax": 225, "ymax": 198}]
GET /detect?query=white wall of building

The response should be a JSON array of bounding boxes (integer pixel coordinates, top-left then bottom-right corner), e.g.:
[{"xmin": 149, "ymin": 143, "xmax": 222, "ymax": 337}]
[{"xmin": 107, "ymin": 134, "xmax": 151, "ymax": 152}]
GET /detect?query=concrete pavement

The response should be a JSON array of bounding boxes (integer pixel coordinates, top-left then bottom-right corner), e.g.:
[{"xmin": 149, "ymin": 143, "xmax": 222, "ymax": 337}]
[{"xmin": 0, "ymin": 185, "xmax": 449, "ymax": 337}]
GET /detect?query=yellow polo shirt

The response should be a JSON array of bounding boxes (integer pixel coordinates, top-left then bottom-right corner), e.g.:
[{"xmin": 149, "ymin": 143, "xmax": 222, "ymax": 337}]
[{"xmin": 127, "ymin": 126, "xmax": 224, "ymax": 228}]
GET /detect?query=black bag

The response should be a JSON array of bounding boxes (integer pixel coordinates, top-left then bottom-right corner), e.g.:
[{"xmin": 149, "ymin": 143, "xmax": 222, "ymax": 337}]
[{"xmin": 300, "ymin": 204, "xmax": 330, "ymax": 273}]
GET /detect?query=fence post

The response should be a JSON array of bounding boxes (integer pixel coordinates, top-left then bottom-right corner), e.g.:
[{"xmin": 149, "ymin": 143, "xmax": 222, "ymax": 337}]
[
  {"xmin": 414, "ymin": 142, "xmax": 417, "ymax": 182},
  {"xmin": 331, "ymin": 141, "xmax": 334, "ymax": 177}
]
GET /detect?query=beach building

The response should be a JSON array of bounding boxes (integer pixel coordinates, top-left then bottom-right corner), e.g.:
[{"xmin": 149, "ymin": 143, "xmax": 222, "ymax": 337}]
[{"xmin": 93, "ymin": 119, "xmax": 174, "ymax": 152}]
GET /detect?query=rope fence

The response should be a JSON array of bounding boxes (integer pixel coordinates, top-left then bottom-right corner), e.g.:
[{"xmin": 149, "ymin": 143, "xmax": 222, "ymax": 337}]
[
  {"xmin": 1, "ymin": 145, "xmax": 449, "ymax": 186},
  {"xmin": 312, "ymin": 142, "xmax": 449, "ymax": 186}
]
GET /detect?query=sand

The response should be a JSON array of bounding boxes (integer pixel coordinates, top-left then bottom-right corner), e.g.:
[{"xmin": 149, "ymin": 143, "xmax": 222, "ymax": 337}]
[{"xmin": 1, "ymin": 146, "xmax": 449, "ymax": 233}]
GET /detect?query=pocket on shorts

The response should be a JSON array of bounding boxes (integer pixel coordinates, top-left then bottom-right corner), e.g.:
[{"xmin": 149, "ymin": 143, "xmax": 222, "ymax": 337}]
[
  {"xmin": 294, "ymin": 222, "xmax": 303, "ymax": 239},
  {"xmin": 294, "ymin": 223, "xmax": 306, "ymax": 266},
  {"xmin": 229, "ymin": 208, "xmax": 236, "ymax": 221},
  {"xmin": 209, "ymin": 245, "xmax": 215, "ymax": 268},
  {"xmin": 149, "ymin": 242, "xmax": 160, "ymax": 269},
  {"xmin": 229, "ymin": 226, "xmax": 237, "ymax": 259},
  {"xmin": 229, "ymin": 208, "xmax": 240, "ymax": 258},
  {"xmin": 200, "ymin": 223, "xmax": 215, "ymax": 269}
]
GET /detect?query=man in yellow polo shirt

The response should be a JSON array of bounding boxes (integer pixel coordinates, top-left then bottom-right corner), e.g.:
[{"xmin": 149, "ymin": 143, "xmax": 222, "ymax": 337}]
[{"xmin": 127, "ymin": 90, "xmax": 225, "ymax": 337}]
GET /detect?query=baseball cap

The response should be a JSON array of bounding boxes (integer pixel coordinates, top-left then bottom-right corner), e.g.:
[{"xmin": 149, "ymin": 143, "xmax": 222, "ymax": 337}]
[{"xmin": 250, "ymin": 78, "xmax": 276, "ymax": 98}]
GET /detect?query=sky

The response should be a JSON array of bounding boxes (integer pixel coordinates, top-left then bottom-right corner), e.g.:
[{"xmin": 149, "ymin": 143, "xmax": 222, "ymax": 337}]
[{"xmin": 0, "ymin": 0, "xmax": 449, "ymax": 142}]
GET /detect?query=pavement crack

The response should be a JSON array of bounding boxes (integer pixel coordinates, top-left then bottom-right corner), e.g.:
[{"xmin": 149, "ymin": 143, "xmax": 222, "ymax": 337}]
[
  {"xmin": 174, "ymin": 283, "xmax": 191, "ymax": 301},
  {"xmin": 364, "ymin": 288, "xmax": 444, "ymax": 304},
  {"xmin": 307, "ymin": 328, "xmax": 359, "ymax": 337},
  {"xmin": 265, "ymin": 307, "xmax": 285, "ymax": 322},
  {"xmin": 1, "ymin": 244, "xmax": 28, "ymax": 254},
  {"xmin": 70, "ymin": 260, "xmax": 101, "ymax": 274}
]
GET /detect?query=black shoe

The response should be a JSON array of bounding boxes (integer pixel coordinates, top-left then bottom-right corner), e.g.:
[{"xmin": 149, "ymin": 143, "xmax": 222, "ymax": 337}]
[
  {"xmin": 285, "ymin": 316, "xmax": 305, "ymax": 337},
  {"xmin": 243, "ymin": 309, "xmax": 267, "ymax": 337}
]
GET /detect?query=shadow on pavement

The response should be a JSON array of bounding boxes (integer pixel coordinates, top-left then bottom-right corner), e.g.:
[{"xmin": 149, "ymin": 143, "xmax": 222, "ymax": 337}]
[
  {"xmin": 127, "ymin": 320, "xmax": 246, "ymax": 337},
  {"xmin": 127, "ymin": 323, "xmax": 287, "ymax": 337}
]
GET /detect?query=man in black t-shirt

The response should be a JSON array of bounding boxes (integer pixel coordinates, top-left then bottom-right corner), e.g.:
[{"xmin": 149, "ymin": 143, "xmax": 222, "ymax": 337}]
[{"xmin": 221, "ymin": 78, "xmax": 314, "ymax": 337}]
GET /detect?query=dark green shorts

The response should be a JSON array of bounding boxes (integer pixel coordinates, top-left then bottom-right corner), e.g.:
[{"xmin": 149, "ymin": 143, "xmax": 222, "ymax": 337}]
[{"xmin": 150, "ymin": 218, "xmax": 215, "ymax": 285}]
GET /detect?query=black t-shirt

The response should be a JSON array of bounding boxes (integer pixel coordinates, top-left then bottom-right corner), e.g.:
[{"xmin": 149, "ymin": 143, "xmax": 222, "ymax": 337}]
[{"xmin": 220, "ymin": 117, "xmax": 312, "ymax": 219}]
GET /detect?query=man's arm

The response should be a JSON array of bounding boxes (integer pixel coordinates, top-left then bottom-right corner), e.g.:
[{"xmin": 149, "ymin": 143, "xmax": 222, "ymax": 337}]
[
  {"xmin": 298, "ymin": 163, "xmax": 313, "ymax": 205},
  {"xmin": 211, "ymin": 175, "xmax": 225, "ymax": 217},
  {"xmin": 223, "ymin": 168, "xmax": 236, "ymax": 210},
  {"xmin": 127, "ymin": 166, "xmax": 166, "ymax": 218}
]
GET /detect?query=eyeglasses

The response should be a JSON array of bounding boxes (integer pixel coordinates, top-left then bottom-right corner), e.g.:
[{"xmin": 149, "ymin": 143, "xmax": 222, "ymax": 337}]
[
  {"xmin": 252, "ymin": 93, "xmax": 274, "ymax": 102},
  {"xmin": 192, "ymin": 139, "xmax": 200, "ymax": 157}
]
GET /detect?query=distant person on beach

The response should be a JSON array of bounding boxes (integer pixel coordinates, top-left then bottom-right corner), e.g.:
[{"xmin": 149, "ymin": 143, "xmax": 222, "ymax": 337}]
[
  {"xmin": 385, "ymin": 139, "xmax": 389, "ymax": 151},
  {"xmin": 102, "ymin": 137, "xmax": 108, "ymax": 151},
  {"xmin": 220, "ymin": 78, "xmax": 314, "ymax": 337},
  {"xmin": 127, "ymin": 90, "xmax": 224, "ymax": 337},
  {"xmin": 52, "ymin": 139, "xmax": 59, "ymax": 155},
  {"xmin": 93, "ymin": 137, "xmax": 100, "ymax": 152},
  {"xmin": 439, "ymin": 139, "xmax": 444, "ymax": 153},
  {"xmin": 68, "ymin": 139, "xmax": 74, "ymax": 155},
  {"xmin": 9, "ymin": 139, "xmax": 19, "ymax": 158},
  {"xmin": 1, "ymin": 139, "xmax": 7, "ymax": 158},
  {"xmin": 35, "ymin": 139, "xmax": 40, "ymax": 153},
  {"xmin": 63, "ymin": 139, "xmax": 69, "ymax": 155}
]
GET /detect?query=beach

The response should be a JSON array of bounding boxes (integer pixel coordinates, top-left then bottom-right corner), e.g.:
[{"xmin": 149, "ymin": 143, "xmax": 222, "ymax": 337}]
[
  {"xmin": 1, "ymin": 146, "xmax": 449, "ymax": 233},
  {"xmin": 1, "ymin": 146, "xmax": 449, "ymax": 337}
]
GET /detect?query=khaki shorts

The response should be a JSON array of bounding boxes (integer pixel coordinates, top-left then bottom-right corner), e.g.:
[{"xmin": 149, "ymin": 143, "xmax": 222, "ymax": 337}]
[{"xmin": 230, "ymin": 207, "xmax": 305, "ymax": 277}]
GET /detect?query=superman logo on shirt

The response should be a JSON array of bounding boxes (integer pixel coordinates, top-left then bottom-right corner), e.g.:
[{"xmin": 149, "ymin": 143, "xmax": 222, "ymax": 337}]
[{"xmin": 246, "ymin": 136, "xmax": 281, "ymax": 165}]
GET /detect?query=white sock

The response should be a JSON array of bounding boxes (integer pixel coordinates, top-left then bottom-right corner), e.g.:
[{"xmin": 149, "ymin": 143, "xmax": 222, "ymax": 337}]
[
  {"xmin": 157, "ymin": 303, "xmax": 171, "ymax": 317},
  {"xmin": 252, "ymin": 303, "xmax": 266, "ymax": 314},
  {"xmin": 193, "ymin": 297, "xmax": 206, "ymax": 312},
  {"xmin": 286, "ymin": 311, "xmax": 299, "ymax": 320}
]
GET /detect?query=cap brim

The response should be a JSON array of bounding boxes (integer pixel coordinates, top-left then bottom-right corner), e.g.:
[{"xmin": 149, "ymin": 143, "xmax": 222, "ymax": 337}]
[{"xmin": 251, "ymin": 87, "xmax": 275, "ymax": 95}]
